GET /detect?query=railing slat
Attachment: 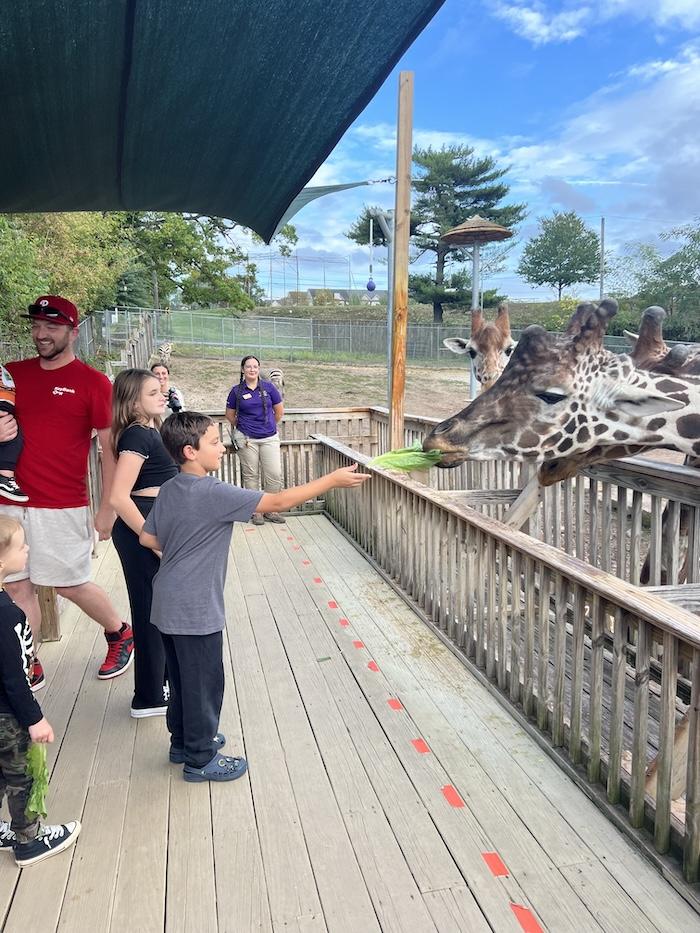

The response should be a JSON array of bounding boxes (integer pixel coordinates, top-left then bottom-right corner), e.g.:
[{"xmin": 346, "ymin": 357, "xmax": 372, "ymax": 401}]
[
  {"xmin": 607, "ymin": 607, "xmax": 627, "ymax": 805},
  {"xmin": 630, "ymin": 620, "xmax": 651, "ymax": 828},
  {"xmin": 654, "ymin": 631, "xmax": 679, "ymax": 854}
]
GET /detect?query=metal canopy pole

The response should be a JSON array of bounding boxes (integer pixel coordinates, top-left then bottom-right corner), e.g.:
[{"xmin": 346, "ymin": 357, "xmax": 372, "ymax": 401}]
[{"xmin": 389, "ymin": 71, "xmax": 413, "ymax": 450}]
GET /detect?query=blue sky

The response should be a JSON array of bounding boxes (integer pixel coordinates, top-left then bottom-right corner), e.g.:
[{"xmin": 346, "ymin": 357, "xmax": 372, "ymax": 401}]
[{"xmin": 245, "ymin": 0, "xmax": 700, "ymax": 301}]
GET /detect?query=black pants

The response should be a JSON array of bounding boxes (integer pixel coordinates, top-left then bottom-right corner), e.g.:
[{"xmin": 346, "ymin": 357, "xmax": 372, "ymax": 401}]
[
  {"xmin": 161, "ymin": 631, "xmax": 224, "ymax": 768},
  {"xmin": 0, "ymin": 400, "xmax": 22, "ymax": 472},
  {"xmin": 111, "ymin": 497, "xmax": 166, "ymax": 708}
]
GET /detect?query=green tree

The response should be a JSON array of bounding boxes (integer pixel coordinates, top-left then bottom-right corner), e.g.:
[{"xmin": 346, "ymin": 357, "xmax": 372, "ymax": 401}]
[
  {"xmin": 346, "ymin": 146, "xmax": 525, "ymax": 322},
  {"xmin": 14, "ymin": 212, "xmax": 136, "ymax": 313},
  {"xmin": 517, "ymin": 211, "xmax": 600, "ymax": 300},
  {"xmin": 0, "ymin": 218, "xmax": 48, "ymax": 340}
]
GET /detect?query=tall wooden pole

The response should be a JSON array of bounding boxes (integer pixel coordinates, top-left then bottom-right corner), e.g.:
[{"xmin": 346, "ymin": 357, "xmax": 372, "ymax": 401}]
[{"xmin": 389, "ymin": 71, "xmax": 413, "ymax": 450}]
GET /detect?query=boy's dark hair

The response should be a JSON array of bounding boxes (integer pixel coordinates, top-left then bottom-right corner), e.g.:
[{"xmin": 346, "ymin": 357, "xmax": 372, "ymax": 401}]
[{"xmin": 160, "ymin": 412, "xmax": 214, "ymax": 464}]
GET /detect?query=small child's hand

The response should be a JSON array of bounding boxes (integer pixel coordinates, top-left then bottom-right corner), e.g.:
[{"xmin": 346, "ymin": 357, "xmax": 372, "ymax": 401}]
[
  {"xmin": 331, "ymin": 464, "xmax": 371, "ymax": 488},
  {"xmin": 28, "ymin": 718, "xmax": 54, "ymax": 744}
]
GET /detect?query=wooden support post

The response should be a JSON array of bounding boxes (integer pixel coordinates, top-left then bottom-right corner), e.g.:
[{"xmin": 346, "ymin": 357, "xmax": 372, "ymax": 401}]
[
  {"xmin": 389, "ymin": 71, "xmax": 413, "ymax": 451},
  {"xmin": 38, "ymin": 585, "xmax": 61, "ymax": 642}
]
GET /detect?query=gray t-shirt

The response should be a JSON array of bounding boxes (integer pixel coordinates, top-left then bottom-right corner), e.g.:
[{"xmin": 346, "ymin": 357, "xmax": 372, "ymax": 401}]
[{"xmin": 143, "ymin": 472, "xmax": 262, "ymax": 635}]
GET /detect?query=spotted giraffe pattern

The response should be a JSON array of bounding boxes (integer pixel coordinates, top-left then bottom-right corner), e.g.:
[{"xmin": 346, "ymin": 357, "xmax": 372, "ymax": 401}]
[
  {"xmin": 443, "ymin": 303, "xmax": 516, "ymax": 392},
  {"xmin": 424, "ymin": 299, "xmax": 700, "ymax": 472}
]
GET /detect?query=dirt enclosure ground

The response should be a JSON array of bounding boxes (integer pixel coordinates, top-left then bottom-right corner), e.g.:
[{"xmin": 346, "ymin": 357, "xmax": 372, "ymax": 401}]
[{"xmin": 169, "ymin": 357, "xmax": 469, "ymax": 420}]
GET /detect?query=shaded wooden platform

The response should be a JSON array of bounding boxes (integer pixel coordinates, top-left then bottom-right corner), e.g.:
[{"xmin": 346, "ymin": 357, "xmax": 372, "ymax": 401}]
[{"xmin": 3, "ymin": 516, "xmax": 698, "ymax": 932}]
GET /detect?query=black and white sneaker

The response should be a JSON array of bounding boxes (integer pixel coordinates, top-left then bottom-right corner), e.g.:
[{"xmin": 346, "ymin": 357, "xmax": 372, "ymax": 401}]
[
  {"xmin": 14, "ymin": 821, "xmax": 81, "ymax": 867},
  {"xmin": 0, "ymin": 476, "xmax": 29, "ymax": 503},
  {"xmin": 0, "ymin": 820, "xmax": 16, "ymax": 851}
]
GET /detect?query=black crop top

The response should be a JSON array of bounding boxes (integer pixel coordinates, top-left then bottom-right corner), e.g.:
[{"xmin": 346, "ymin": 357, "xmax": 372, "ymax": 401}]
[{"xmin": 117, "ymin": 424, "xmax": 179, "ymax": 490}]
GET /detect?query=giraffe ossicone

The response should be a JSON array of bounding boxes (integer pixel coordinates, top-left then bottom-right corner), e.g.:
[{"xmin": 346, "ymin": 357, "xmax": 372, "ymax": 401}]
[{"xmin": 424, "ymin": 299, "xmax": 700, "ymax": 474}]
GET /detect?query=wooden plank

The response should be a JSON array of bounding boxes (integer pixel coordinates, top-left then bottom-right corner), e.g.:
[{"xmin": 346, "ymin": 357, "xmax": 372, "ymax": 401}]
[
  {"xmin": 653, "ymin": 631, "xmax": 679, "ymax": 854},
  {"xmin": 685, "ymin": 648, "xmax": 700, "ymax": 882},
  {"xmin": 57, "ymin": 781, "xmax": 129, "ymax": 932},
  {"xmin": 243, "ymin": 590, "xmax": 380, "ymax": 932},
  {"xmin": 630, "ymin": 620, "xmax": 651, "ymax": 829},
  {"xmin": 587, "ymin": 595, "xmax": 604, "ymax": 785},
  {"xmin": 215, "ymin": 568, "xmax": 272, "ymax": 932},
  {"xmin": 607, "ymin": 608, "xmax": 627, "ymax": 806},
  {"xmin": 110, "ymin": 721, "xmax": 171, "ymax": 933},
  {"xmin": 227, "ymin": 591, "xmax": 325, "ymax": 931},
  {"xmin": 166, "ymin": 781, "xmax": 218, "ymax": 933}
]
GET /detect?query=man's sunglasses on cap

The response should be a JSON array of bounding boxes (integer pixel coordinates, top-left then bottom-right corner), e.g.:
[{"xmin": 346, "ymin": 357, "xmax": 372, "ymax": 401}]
[{"xmin": 27, "ymin": 303, "xmax": 74, "ymax": 324}]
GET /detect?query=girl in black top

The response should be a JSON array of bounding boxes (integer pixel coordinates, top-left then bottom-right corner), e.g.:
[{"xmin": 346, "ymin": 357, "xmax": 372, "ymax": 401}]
[{"xmin": 109, "ymin": 369, "xmax": 178, "ymax": 718}]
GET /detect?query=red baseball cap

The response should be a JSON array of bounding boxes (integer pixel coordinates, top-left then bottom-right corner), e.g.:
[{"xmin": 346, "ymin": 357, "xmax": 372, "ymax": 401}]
[{"xmin": 25, "ymin": 295, "xmax": 79, "ymax": 328}]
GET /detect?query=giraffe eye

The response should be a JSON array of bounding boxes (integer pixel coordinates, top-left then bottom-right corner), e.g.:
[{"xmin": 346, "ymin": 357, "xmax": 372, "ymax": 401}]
[
  {"xmin": 535, "ymin": 390, "xmax": 567, "ymax": 405},
  {"xmin": 504, "ymin": 345, "xmax": 515, "ymax": 356},
  {"xmin": 467, "ymin": 347, "xmax": 477, "ymax": 359}
]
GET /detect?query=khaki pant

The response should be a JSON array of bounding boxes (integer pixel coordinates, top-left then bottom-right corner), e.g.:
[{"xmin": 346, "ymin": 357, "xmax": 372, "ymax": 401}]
[{"xmin": 233, "ymin": 431, "xmax": 283, "ymax": 493}]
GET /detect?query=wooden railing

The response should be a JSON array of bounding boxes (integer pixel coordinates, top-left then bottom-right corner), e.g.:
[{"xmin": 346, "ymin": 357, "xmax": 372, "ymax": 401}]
[{"xmin": 317, "ymin": 434, "xmax": 700, "ymax": 886}]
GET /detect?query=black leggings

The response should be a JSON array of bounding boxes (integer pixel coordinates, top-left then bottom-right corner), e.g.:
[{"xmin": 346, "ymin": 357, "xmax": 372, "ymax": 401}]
[{"xmin": 111, "ymin": 497, "xmax": 166, "ymax": 708}]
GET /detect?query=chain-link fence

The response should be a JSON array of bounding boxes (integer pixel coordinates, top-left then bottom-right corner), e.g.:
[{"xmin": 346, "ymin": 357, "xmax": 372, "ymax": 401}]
[{"xmin": 94, "ymin": 306, "xmax": 640, "ymax": 364}]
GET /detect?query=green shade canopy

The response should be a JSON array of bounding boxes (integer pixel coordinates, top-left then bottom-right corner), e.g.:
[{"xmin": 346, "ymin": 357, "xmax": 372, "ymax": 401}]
[{"xmin": 0, "ymin": 1, "xmax": 444, "ymax": 242}]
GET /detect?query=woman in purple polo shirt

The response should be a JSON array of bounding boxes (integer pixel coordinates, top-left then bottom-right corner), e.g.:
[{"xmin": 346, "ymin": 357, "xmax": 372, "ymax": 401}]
[{"xmin": 225, "ymin": 355, "xmax": 285, "ymax": 526}]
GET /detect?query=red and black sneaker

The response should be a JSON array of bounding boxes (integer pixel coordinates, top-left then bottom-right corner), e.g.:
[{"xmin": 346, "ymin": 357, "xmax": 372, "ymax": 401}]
[
  {"xmin": 29, "ymin": 657, "xmax": 45, "ymax": 693},
  {"xmin": 98, "ymin": 624, "xmax": 134, "ymax": 680}
]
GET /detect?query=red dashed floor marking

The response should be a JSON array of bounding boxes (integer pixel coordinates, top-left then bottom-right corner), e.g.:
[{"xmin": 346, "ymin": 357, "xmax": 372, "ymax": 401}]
[
  {"xmin": 339, "ymin": 618, "xmax": 349, "ymax": 627},
  {"xmin": 441, "ymin": 785, "xmax": 465, "ymax": 808},
  {"xmin": 328, "ymin": 600, "xmax": 338, "ymax": 609},
  {"xmin": 482, "ymin": 852, "xmax": 508, "ymax": 877},
  {"xmin": 367, "ymin": 660, "xmax": 379, "ymax": 672},
  {"xmin": 302, "ymin": 560, "xmax": 310, "ymax": 565},
  {"xmin": 411, "ymin": 738, "xmax": 430, "ymax": 754},
  {"xmin": 287, "ymin": 536, "xmax": 294, "ymax": 541},
  {"xmin": 353, "ymin": 640, "xmax": 365, "ymax": 649},
  {"xmin": 245, "ymin": 528, "xmax": 256, "ymax": 533},
  {"xmin": 388, "ymin": 698, "xmax": 403, "ymax": 710},
  {"xmin": 313, "ymin": 577, "xmax": 322, "ymax": 584},
  {"xmin": 293, "ymin": 545, "xmax": 300, "ymax": 550},
  {"xmin": 510, "ymin": 905, "xmax": 543, "ymax": 933}
]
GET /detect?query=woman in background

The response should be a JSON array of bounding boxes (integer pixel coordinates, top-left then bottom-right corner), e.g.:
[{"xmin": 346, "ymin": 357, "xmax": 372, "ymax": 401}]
[
  {"xmin": 150, "ymin": 363, "xmax": 185, "ymax": 418},
  {"xmin": 225, "ymin": 355, "xmax": 284, "ymax": 526}
]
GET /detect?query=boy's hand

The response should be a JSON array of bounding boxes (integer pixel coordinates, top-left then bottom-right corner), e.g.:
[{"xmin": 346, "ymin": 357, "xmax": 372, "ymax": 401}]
[
  {"xmin": 330, "ymin": 464, "xmax": 371, "ymax": 488},
  {"xmin": 28, "ymin": 718, "xmax": 54, "ymax": 743}
]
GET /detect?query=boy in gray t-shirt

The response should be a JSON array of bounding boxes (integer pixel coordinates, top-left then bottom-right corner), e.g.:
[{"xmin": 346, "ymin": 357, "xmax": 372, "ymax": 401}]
[{"xmin": 141, "ymin": 412, "xmax": 370, "ymax": 783}]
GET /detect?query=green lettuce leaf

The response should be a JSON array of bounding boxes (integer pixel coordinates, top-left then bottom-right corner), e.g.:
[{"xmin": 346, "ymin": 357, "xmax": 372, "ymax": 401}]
[
  {"xmin": 369, "ymin": 440, "xmax": 442, "ymax": 472},
  {"xmin": 25, "ymin": 743, "xmax": 49, "ymax": 821}
]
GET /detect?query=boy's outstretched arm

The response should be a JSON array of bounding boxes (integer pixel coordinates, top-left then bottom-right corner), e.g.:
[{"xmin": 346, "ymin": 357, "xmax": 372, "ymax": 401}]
[{"xmin": 258, "ymin": 464, "xmax": 370, "ymax": 515}]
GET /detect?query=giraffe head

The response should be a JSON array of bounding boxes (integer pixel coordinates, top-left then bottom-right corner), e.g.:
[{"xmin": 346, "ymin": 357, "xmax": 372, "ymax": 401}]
[
  {"xmin": 424, "ymin": 299, "xmax": 693, "ymax": 468},
  {"xmin": 443, "ymin": 303, "xmax": 516, "ymax": 391}
]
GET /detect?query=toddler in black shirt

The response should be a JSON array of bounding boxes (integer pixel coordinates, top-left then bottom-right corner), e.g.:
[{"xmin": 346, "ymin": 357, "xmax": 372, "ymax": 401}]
[{"xmin": 0, "ymin": 516, "xmax": 80, "ymax": 866}]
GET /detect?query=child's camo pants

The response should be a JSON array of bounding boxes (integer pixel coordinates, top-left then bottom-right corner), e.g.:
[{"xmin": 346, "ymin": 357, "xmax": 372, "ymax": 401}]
[{"xmin": 0, "ymin": 714, "xmax": 39, "ymax": 843}]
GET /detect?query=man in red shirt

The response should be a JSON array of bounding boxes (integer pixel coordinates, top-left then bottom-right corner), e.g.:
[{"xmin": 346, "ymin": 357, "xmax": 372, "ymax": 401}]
[{"xmin": 0, "ymin": 296, "xmax": 134, "ymax": 689}]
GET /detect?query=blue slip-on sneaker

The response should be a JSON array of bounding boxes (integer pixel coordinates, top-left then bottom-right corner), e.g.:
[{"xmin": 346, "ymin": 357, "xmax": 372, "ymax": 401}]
[
  {"xmin": 170, "ymin": 733, "xmax": 226, "ymax": 764},
  {"xmin": 183, "ymin": 752, "xmax": 247, "ymax": 783}
]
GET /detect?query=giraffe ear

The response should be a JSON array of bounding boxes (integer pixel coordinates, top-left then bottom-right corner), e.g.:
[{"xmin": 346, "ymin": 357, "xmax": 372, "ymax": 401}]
[
  {"xmin": 623, "ymin": 329, "xmax": 639, "ymax": 350},
  {"xmin": 443, "ymin": 337, "xmax": 470, "ymax": 355},
  {"xmin": 603, "ymin": 381, "xmax": 686, "ymax": 417}
]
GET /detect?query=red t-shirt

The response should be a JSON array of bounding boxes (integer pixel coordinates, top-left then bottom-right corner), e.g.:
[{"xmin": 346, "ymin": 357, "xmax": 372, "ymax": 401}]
[{"xmin": 0, "ymin": 357, "xmax": 112, "ymax": 509}]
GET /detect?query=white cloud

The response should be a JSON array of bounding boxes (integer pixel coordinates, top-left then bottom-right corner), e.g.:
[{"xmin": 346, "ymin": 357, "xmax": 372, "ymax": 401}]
[
  {"xmin": 492, "ymin": 3, "xmax": 590, "ymax": 45},
  {"xmin": 489, "ymin": 0, "xmax": 700, "ymax": 45}
]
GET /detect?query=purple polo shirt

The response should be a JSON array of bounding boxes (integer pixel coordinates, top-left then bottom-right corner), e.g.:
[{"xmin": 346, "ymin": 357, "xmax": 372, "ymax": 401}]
[{"xmin": 226, "ymin": 380, "xmax": 282, "ymax": 438}]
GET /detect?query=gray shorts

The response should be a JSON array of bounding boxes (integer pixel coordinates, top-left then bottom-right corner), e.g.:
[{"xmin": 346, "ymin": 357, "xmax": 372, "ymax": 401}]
[{"xmin": 0, "ymin": 505, "xmax": 94, "ymax": 587}]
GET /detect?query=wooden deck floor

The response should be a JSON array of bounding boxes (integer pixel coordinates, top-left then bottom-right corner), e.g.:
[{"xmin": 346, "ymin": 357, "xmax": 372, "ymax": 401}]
[{"xmin": 4, "ymin": 515, "xmax": 698, "ymax": 933}]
